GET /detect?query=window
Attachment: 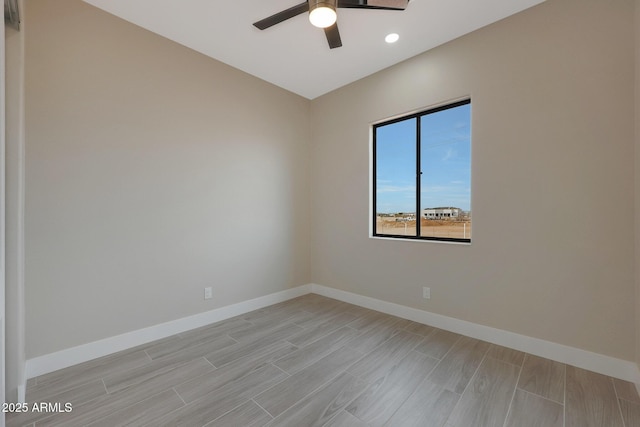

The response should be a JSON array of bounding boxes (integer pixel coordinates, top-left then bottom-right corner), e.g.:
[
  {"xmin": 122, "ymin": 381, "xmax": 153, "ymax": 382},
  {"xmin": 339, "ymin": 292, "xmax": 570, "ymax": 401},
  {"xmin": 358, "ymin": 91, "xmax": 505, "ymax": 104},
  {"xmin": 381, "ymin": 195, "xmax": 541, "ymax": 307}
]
[{"xmin": 373, "ymin": 99, "xmax": 471, "ymax": 242}]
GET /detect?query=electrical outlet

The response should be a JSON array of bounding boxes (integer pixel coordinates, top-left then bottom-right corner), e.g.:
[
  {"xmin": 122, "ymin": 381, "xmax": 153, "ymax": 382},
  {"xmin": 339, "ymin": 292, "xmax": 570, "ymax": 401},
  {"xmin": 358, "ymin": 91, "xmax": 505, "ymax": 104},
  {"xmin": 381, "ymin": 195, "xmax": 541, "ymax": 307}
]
[
  {"xmin": 204, "ymin": 287, "xmax": 213, "ymax": 300},
  {"xmin": 423, "ymin": 287, "xmax": 430, "ymax": 299}
]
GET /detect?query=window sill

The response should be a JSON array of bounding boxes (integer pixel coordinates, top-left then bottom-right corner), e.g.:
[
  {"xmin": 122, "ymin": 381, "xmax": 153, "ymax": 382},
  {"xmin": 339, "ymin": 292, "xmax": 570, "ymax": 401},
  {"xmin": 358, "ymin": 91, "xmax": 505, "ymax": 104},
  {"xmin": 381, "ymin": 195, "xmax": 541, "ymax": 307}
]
[{"xmin": 369, "ymin": 235, "xmax": 471, "ymax": 245}]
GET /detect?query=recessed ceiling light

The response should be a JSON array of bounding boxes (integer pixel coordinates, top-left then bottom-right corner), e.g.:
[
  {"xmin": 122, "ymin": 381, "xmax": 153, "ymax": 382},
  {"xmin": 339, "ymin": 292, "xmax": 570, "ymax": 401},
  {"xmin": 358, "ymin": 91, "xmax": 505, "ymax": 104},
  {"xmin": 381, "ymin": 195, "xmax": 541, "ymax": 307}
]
[{"xmin": 385, "ymin": 33, "xmax": 399, "ymax": 44}]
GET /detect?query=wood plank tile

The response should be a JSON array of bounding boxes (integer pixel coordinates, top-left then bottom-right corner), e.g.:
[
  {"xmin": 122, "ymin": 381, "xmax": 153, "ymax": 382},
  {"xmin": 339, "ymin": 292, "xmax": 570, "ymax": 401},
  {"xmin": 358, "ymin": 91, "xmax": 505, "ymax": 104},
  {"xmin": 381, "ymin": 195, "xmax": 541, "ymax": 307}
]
[
  {"xmin": 86, "ymin": 389, "xmax": 183, "ymax": 427},
  {"xmin": 32, "ymin": 349, "xmax": 150, "ymax": 393},
  {"xmin": 274, "ymin": 297, "xmax": 353, "ymax": 327},
  {"xmin": 426, "ymin": 336, "xmax": 490, "ymax": 394},
  {"xmin": 6, "ymin": 414, "xmax": 34, "ymax": 427},
  {"xmin": 504, "ymin": 389, "xmax": 563, "ymax": 427},
  {"xmin": 613, "ymin": 378, "xmax": 640, "ymax": 404},
  {"xmin": 265, "ymin": 372, "xmax": 367, "ymax": 427},
  {"xmin": 255, "ymin": 346, "xmax": 363, "ymax": 418},
  {"xmin": 306, "ymin": 298, "xmax": 345, "ymax": 312},
  {"xmin": 266, "ymin": 296, "xmax": 306, "ymax": 313},
  {"xmin": 346, "ymin": 310, "xmax": 392, "ymax": 331},
  {"xmin": 146, "ymin": 317, "xmax": 250, "ymax": 359},
  {"xmin": 345, "ymin": 351, "xmax": 439, "ymax": 426},
  {"xmin": 517, "ymin": 354, "xmax": 565, "ymax": 404},
  {"xmin": 619, "ymin": 398, "xmax": 640, "ymax": 427},
  {"xmin": 153, "ymin": 364, "xmax": 288, "ymax": 427},
  {"xmin": 204, "ymin": 400, "xmax": 273, "ymax": 427},
  {"xmin": 178, "ymin": 316, "xmax": 251, "ymax": 339},
  {"xmin": 280, "ymin": 310, "xmax": 322, "ymax": 327},
  {"xmin": 103, "ymin": 339, "xmax": 231, "ymax": 394},
  {"xmin": 275, "ymin": 327, "xmax": 360, "ymax": 375},
  {"xmin": 447, "ymin": 357, "xmax": 519, "ymax": 427},
  {"xmin": 322, "ymin": 410, "xmax": 368, "ymax": 427},
  {"xmin": 140, "ymin": 332, "xmax": 183, "ymax": 347},
  {"xmin": 116, "ymin": 356, "xmax": 214, "ymax": 395},
  {"xmin": 299, "ymin": 297, "xmax": 348, "ymax": 315},
  {"xmin": 242, "ymin": 305, "xmax": 303, "ymax": 325},
  {"xmin": 229, "ymin": 317, "xmax": 305, "ymax": 342},
  {"xmin": 293, "ymin": 303, "xmax": 352, "ymax": 329},
  {"xmin": 39, "ymin": 357, "xmax": 214, "ymax": 427},
  {"xmin": 146, "ymin": 333, "xmax": 237, "ymax": 368},
  {"xmin": 390, "ymin": 318, "xmax": 414, "ymax": 331},
  {"xmin": 347, "ymin": 330, "xmax": 425, "ymax": 383},
  {"xmin": 27, "ymin": 378, "xmax": 106, "ymax": 408},
  {"xmin": 486, "ymin": 344, "xmax": 525, "ymax": 367},
  {"xmin": 285, "ymin": 295, "xmax": 336, "ymax": 313},
  {"xmin": 205, "ymin": 323, "xmax": 303, "ymax": 368},
  {"xmin": 176, "ymin": 341, "xmax": 297, "ymax": 404},
  {"xmin": 286, "ymin": 312, "xmax": 357, "ymax": 347},
  {"xmin": 346, "ymin": 316, "xmax": 407, "ymax": 355},
  {"xmin": 343, "ymin": 304, "xmax": 377, "ymax": 319},
  {"xmin": 383, "ymin": 379, "xmax": 460, "ymax": 427},
  {"xmin": 266, "ymin": 297, "xmax": 312, "ymax": 311},
  {"xmin": 25, "ymin": 298, "xmax": 640, "ymax": 427},
  {"xmin": 402, "ymin": 321, "xmax": 436, "ymax": 337},
  {"xmin": 414, "ymin": 329, "xmax": 461, "ymax": 360},
  {"xmin": 565, "ymin": 366, "xmax": 624, "ymax": 427}
]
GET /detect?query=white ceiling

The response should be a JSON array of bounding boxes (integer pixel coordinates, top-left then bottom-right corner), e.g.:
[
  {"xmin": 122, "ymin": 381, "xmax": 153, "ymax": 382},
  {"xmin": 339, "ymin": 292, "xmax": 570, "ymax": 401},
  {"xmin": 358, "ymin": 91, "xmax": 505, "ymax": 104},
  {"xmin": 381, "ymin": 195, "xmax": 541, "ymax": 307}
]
[{"xmin": 83, "ymin": 0, "xmax": 545, "ymax": 100}]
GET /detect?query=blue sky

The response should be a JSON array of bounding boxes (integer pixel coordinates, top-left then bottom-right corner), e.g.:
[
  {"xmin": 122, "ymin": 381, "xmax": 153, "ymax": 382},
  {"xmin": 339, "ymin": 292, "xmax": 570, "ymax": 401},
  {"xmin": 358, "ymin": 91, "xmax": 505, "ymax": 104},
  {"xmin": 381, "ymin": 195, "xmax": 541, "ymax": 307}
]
[{"xmin": 376, "ymin": 103, "xmax": 471, "ymax": 214}]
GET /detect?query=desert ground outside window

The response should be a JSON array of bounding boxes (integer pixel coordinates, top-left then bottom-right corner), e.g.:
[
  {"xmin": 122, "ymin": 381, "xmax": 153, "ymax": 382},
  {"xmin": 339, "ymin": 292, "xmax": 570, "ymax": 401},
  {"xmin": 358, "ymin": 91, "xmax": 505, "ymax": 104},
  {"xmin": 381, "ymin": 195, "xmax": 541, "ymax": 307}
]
[{"xmin": 372, "ymin": 99, "xmax": 471, "ymax": 243}]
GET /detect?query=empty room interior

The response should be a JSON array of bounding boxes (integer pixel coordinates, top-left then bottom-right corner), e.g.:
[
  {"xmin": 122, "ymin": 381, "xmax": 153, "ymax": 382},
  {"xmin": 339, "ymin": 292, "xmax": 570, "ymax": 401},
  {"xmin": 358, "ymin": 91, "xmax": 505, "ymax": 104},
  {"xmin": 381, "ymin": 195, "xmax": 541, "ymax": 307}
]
[{"xmin": 4, "ymin": 0, "xmax": 640, "ymax": 425}]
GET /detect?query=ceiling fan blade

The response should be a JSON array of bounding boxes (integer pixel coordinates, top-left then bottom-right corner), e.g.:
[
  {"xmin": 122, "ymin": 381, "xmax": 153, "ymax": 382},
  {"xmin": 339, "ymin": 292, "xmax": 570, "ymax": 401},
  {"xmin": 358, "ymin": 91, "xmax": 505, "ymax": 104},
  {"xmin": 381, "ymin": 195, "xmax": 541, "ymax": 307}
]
[
  {"xmin": 337, "ymin": 0, "xmax": 408, "ymax": 10},
  {"xmin": 253, "ymin": 2, "xmax": 310, "ymax": 30},
  {"xmin": 324, "ymin": 23, "xmax": 342, "ymax": 49}
]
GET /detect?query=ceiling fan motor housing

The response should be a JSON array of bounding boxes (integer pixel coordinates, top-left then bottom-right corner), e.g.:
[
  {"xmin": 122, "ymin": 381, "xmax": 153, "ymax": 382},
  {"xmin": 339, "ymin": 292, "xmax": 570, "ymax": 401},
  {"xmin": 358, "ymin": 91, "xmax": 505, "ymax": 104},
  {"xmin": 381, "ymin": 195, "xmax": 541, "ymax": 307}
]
[{"xmin": 309, "ymin": 0, "xmax": 337, "ymax": 8}]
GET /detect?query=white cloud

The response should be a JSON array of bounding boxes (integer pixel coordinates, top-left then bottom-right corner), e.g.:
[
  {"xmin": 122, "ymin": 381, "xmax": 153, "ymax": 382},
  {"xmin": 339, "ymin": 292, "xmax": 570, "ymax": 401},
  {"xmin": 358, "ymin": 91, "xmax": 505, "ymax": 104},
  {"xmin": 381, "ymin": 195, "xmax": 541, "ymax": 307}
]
[
  {"xmin": 442, "ymin": 148, "xmax": 456, "ymax": 161},
  {"xmin": 377, "ymin": 184, "xmax": 416, "ymax": 193}
]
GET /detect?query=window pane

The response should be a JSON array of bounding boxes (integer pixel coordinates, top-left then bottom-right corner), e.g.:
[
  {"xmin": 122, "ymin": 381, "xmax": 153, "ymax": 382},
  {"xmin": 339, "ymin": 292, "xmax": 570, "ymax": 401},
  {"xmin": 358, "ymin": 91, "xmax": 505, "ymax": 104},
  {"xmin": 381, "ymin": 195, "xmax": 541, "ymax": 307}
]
[
  {"xmin": 375, "ymin": 118, "xmax": 417, "ymax": 237},
  {"xmin": 420, "ymin": 103, "xmax": 471, "ymax": 239}
]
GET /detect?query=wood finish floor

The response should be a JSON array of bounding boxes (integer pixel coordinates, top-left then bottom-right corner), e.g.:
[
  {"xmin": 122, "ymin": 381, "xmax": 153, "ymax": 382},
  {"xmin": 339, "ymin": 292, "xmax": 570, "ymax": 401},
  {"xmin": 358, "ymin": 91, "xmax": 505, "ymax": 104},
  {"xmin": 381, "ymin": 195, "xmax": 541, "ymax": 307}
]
[{"xmin": 7, "ymin": 294, "xmax": 640, "ymax": 427}]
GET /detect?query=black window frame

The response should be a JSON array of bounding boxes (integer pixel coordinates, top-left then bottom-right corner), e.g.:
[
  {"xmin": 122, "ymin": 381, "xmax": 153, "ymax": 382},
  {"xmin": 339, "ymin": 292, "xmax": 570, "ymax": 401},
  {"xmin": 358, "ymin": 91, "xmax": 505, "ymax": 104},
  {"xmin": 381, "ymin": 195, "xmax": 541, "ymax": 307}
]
[{"xmin": 372, "ymin": 99, "xmax": 471, "ymax": 243}]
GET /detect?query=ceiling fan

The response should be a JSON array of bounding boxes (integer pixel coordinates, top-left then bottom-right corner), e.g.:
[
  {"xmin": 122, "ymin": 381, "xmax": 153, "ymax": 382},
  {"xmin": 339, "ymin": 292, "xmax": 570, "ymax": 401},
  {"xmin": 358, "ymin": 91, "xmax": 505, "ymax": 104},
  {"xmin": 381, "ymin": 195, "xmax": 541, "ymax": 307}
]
[{"xmin": 253, "ymin": 0, "xmax": 410, "ymax": 49}]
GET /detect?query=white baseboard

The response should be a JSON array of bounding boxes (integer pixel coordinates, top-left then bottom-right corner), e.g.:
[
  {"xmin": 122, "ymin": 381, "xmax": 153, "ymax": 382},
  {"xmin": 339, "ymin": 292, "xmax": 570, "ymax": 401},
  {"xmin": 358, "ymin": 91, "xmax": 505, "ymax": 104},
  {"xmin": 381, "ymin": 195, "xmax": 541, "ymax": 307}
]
[
  {"xmin": 26, "ymin": 282, "xmax": 640, "ymax": 387},
  {"xmin": 311, "ymin": 283, "xmax": 640, "ymax": 384},
  {"xmin": 25, "ymin": 284, "xmax": 312, "ymax": 379}
]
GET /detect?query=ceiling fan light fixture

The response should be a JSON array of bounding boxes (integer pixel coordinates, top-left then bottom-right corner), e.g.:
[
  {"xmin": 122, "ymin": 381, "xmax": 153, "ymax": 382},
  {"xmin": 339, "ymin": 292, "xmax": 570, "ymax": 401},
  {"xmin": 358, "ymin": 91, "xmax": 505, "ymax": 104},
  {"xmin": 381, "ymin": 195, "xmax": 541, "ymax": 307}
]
[{"xmin": 309, "ymin": 0, "xmax": 337, "ymax": 28}]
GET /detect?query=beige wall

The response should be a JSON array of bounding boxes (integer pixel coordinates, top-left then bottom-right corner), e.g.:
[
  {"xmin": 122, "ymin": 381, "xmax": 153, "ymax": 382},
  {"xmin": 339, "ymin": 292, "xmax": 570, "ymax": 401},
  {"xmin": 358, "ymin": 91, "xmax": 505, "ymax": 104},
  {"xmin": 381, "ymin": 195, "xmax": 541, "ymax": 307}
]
[
  {"xmin": 311, "ymin": 0, "xmax": 636, "ymax": 360},
  {"xmin": 24, "ymin": 0, "xmax": 311, "ymax": 358}
]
